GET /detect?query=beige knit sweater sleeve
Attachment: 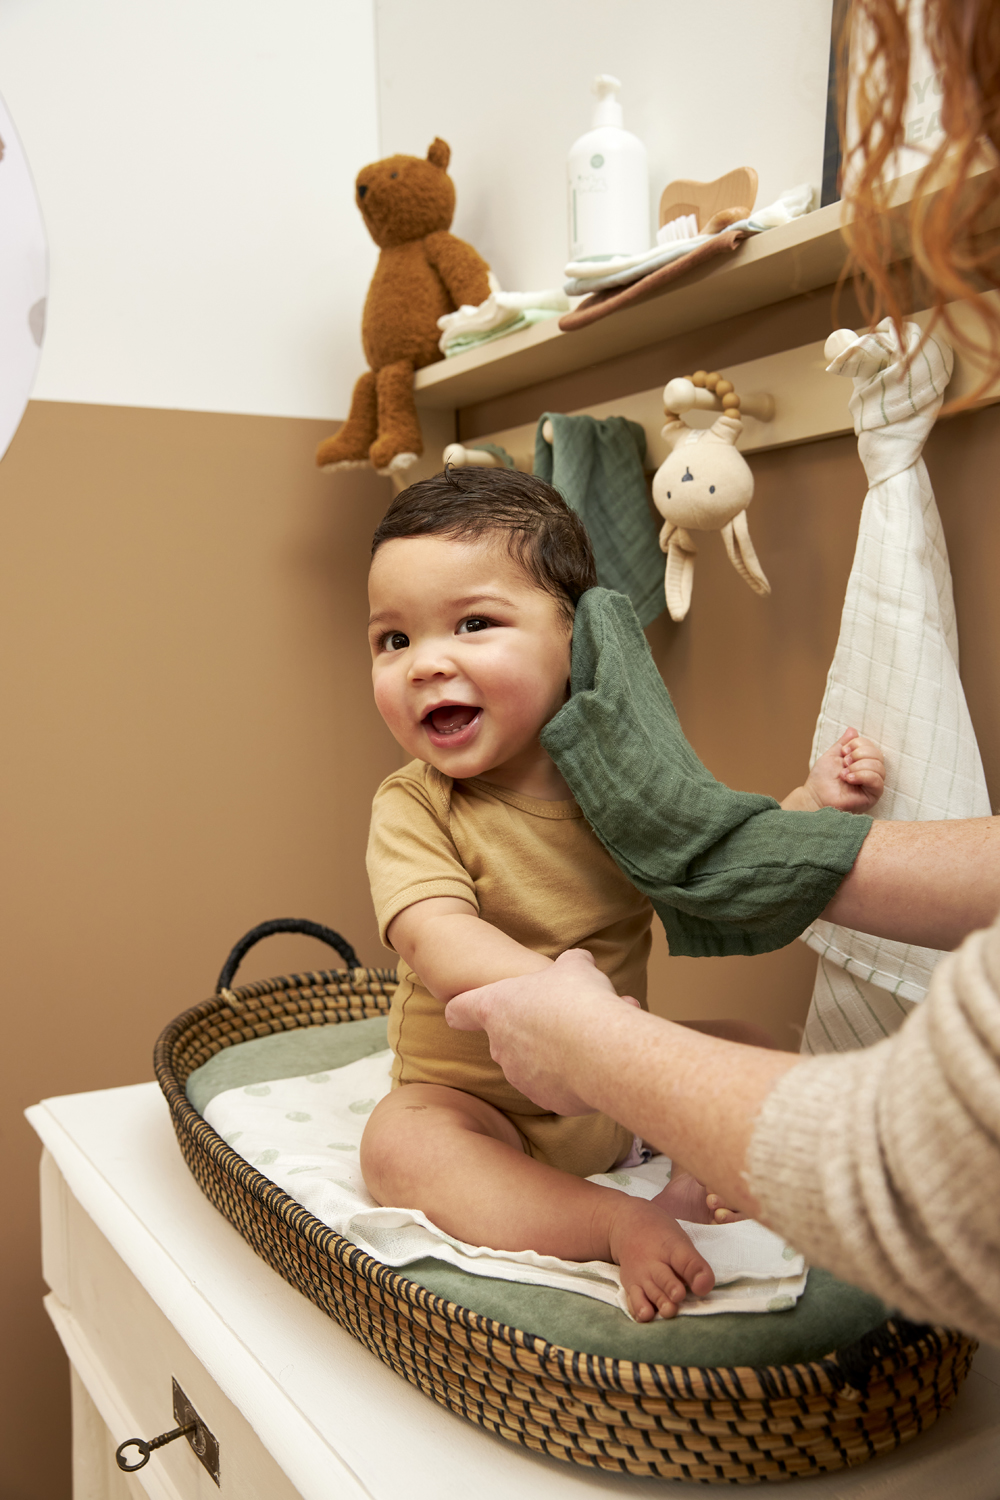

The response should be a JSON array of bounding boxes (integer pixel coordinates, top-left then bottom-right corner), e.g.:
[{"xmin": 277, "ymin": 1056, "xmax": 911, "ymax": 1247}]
[{"xmin": 747, "ymin": 912, "xmax": 1000, "ymax": 1344}]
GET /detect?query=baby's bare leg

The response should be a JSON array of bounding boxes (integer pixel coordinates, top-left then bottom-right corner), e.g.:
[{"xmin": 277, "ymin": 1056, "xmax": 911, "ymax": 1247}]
[{"xmin": 361, "ymin": 1083, "xmax": 715, "ymax": 1320}]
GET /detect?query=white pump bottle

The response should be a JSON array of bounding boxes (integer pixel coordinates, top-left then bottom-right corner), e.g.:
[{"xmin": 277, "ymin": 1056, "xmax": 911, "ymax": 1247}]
[{"xmin": 567, "ymin": 75, "xmax": 650, "ymax": 262}]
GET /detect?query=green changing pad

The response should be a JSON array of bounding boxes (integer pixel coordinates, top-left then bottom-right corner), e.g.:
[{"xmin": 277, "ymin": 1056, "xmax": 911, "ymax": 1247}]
[{"xmin": 187, "ymin": 1020, "xmax": 889, "ymax": 1367}]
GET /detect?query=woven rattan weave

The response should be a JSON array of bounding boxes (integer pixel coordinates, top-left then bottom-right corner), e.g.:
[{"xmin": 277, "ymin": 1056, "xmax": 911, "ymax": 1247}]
[{"xmin": 155, "ymin": 948, "xmax": 976, "ymax": 1485}]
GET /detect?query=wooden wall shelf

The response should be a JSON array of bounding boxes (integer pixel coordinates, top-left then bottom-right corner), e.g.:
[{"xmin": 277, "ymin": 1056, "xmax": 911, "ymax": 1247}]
[
  {"xmin": 413, "ymin": 159, "xmax": 997, "ymax": 416},
  {"xmin": 447, "ymin": 291, "xmax": 1000, "ymax": 473}
]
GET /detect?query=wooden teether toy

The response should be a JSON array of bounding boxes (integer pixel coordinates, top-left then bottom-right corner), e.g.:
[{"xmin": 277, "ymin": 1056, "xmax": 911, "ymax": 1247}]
[{"xmin": 651, "ymin": 370, "xmax": 771, "ymax": 622}]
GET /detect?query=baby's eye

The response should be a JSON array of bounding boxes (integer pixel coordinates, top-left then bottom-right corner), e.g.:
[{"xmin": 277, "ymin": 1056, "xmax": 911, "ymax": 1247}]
[
  {"xmin": 382, "ymin": 631, "xmax": 409, "ymax": 652},
  {"xmin": 457, "ymin": 616, "xmax": 493, "ymax": 635}
]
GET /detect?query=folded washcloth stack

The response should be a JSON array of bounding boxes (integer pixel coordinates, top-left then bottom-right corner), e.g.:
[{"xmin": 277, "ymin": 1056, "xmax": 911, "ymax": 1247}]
[
  {"xmin": 438, "ymin": 288, "xmax": 570, "ymax": 357},
  {"xmin": 563, "ymin": 184, "xmax": 813, "ymax": 297}
]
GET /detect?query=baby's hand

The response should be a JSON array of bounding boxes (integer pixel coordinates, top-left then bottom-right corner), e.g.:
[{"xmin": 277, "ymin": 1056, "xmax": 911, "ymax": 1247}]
[{"xmin": 801, "ymin": 727, "xmax": 885, "ymax": 814}]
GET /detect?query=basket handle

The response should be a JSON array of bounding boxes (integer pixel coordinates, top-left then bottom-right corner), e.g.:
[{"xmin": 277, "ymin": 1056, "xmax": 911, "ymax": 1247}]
[{"xmin": 215, "ymin": 918, "xmax": 360, "ymax": 993}]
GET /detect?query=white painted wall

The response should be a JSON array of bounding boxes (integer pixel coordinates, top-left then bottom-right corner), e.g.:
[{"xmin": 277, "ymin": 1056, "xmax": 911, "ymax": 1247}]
[
  {"xmin": 0, "ymin": 1, "xmax": 835, "ymax": 419},
  {"xmin": 375, "ymin": 0, "xmax": 835, "ymax": 293},
  {"xmin": 0, "ymin": 0, "xmax": 379, "ymax": 419}
]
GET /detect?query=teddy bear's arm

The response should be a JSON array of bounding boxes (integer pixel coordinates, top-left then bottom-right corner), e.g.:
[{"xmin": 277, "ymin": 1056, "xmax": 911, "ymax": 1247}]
[{"xmin": 423, "ymin": 230, "xmax": 491, "ymax": 311}]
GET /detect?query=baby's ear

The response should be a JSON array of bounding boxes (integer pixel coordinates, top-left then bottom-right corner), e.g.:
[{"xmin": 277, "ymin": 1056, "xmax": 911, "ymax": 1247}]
[{"xmin": 427, "ymin": 138, "xmax": 451, "ymax": 170}]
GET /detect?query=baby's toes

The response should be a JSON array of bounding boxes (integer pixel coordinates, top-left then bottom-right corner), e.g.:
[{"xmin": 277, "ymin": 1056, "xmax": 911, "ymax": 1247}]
[
  {"xmin": 707, "ymin": 1193, "xmax": 747, "ymax": 1224},
  {"xmin": 625, "ymin": 1282, "xmax": 659, "ymax": 1323},
  {"xmin": 637, "ymin": 1270, "xmax": 686, "ymax": 1321},
  {"xmin": 673, "ymin": 1248, "xmax": 714, "ymax": 1298}
]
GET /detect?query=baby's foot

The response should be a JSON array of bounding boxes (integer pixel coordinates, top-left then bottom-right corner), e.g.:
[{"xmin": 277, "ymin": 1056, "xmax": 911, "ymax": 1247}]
[
  {"xmin": 607, "ymin": 1196, "xmax": 715, "ymax": 1322},
  {"xmin": 654, "ymin": 1170, "xmax": 747, "ymax": 1225}
]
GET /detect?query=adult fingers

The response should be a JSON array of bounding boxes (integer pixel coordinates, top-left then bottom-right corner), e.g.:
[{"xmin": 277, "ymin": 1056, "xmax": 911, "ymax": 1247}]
[{"xmin": 444, "ymin": 989, "xmax": 489, "ymax": 1031}]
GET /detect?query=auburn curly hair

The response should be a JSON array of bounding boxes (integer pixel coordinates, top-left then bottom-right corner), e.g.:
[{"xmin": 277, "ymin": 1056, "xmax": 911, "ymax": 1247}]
[{"xmin": 843, "ymin": 0, "xmax": 1000, "ymax": 398}]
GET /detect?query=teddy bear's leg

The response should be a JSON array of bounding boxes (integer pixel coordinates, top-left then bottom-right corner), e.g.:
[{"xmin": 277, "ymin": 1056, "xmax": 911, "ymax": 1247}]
[
  {"xmin": 369, "ymin": 360, "xmax": 423, "ymax": 475},
  {"xmin": 315, "ymin": 370, "xmax": 379, "ymax": 470},
  {"xmin": 721, "ymin": 511, "xmax": 771, "ymax": 597}
]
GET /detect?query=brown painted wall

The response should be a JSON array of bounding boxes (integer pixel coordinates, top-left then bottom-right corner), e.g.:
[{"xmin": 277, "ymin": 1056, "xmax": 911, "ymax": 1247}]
[
  {"xmin": 3, "ymin": 392, "xmax": 999, "ymax": 1498},
  {"xmin": 0, "ymin": 402, "xmax": 402, "ymax": 1498}
]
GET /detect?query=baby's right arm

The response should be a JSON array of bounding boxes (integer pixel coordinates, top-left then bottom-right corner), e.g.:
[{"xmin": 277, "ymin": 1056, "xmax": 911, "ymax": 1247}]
[{"xmin": 388, "ymin": 896, "xmax": 553, "ymax": 1004}]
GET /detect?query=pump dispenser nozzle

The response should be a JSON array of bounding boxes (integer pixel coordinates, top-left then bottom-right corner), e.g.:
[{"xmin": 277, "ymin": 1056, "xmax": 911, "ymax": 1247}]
[{"xmin": 591, "ymin": 74, "xmax": 623, "ymax": 129}]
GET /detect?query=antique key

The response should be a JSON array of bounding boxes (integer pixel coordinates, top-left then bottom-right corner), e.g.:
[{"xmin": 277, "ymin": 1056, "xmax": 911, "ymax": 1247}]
[{"xmin": 115, "ymin": 1379, "xmax": 220, "ymax": 1484}]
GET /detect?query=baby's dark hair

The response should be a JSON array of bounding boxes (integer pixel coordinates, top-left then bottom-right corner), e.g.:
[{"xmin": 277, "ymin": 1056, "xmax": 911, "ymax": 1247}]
[{"xmin": 370, "ymin": 466, "xmax": 597, "ymax": 622}]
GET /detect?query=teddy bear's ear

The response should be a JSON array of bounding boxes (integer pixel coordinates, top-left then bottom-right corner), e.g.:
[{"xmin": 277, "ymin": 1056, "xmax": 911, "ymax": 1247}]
[{"xmin": 427, "ymin": 138, "xmax": 451, "ymax": 170}]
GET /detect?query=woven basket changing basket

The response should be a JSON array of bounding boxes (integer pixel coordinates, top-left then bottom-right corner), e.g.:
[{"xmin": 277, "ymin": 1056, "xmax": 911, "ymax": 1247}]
[{"xmin": 154, "ymin": 920, "xmax": 976, "ymax": 1485}]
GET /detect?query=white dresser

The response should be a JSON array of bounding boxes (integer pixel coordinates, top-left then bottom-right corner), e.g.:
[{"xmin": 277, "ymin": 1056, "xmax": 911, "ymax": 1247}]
[{"xmin": 27, "ymin": 1083, "xmax": 1000, "ymax": 1500}]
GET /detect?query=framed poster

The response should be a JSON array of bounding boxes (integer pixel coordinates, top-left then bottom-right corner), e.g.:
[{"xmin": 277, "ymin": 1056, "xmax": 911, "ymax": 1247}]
[{"xmin": 820, "ymin": 0, "xmax": 850, "ymax": 207}]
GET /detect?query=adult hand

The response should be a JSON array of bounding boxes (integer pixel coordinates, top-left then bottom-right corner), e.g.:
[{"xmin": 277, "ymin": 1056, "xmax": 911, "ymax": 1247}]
[{"xmin": 446, "ymin": 948, "xmax": 640, "ymax": 1115}]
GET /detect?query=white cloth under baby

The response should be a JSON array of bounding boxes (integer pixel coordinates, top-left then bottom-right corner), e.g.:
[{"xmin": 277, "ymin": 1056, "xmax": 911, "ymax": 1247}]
[
  {"xmin": 801, "ymin": 320, "xmax": 992, "ymax": 1053},
  {"xmin": 204, "ymin": 1050, "xmax": 806, "ymax": 1321}
]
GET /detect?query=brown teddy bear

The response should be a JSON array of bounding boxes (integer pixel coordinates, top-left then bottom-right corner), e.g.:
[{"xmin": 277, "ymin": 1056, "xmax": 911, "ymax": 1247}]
[{"xmin": 316, "ymin": 138, "xmax": 491, "ymax": 476}]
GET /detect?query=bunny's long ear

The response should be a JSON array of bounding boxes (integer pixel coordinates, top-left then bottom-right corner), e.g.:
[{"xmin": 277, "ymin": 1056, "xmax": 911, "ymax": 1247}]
[
  {"xmin": 707, "ymin": 413, "xmax": 743, "ymax": 445},
  {"xmin": 664, "ymin": 526, "xmax": 697, "ymax": 621},
  {"xmin": 660, "ymin": 416, "xmax": 687, "ymax": 453},
  {"xmin": 721, "ymin": 509, "xmax": 770, "ymax": 597}
]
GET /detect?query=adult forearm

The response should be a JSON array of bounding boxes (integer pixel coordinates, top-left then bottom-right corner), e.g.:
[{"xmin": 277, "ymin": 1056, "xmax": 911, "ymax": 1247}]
[
  {"xmin": 822, "ymin": 817, "xmax": 1000, "ymax": 949},
  {"xmin": 501, "ymin": 990, "xmax": 798, "ymax": 1214}
]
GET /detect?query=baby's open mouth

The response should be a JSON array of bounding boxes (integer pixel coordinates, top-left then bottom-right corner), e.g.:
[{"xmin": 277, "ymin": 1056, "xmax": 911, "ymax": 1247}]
[{"xmin": 424, "ymin": 704, "xmax": 480, "ymax": 735}]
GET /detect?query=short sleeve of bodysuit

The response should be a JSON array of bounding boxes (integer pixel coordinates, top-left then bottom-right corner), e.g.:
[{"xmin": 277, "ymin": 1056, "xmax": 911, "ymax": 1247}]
[{"xmin": 367, "ymin": 765, "xmax": 478, "ymax": 949}]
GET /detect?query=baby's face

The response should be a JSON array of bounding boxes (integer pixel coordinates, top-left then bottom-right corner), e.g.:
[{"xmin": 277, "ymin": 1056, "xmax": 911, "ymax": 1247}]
[{"xmin": 368, "ymin": 534, "xmax": 571, "ymax": 790}]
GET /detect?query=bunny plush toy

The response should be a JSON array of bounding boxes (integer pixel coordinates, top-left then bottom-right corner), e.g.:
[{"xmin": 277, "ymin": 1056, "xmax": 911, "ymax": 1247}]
[{"xmin": 651, "ymin": 411, "xmax": 770, "ymax": 622}]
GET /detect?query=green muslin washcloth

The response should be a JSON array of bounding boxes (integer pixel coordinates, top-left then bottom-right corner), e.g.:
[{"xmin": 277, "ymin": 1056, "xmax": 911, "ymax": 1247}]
[
  {"xmin": 540, "ymin": 589, "xmax": 872, "ymax": 957},
  {"xmin": 534, "ymin": 413, "xmax": 664, "ymax": 627}
]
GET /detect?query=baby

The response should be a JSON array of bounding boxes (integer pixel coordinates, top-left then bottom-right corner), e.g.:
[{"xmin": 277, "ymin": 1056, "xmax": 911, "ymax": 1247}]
[{"xmin": 361, "ymin": 467, "xmax": 884, "ymax": 1321}]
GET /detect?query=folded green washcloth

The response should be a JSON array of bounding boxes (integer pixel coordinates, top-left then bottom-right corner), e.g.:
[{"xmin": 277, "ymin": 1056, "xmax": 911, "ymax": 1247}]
[
  {"xmin": 540, "ymin": 589, "xmax": 872, "ymax": 957},
  {"xmin": 534, "ymin": 413, "xmax": 664, "ymax": 628},
  {"xmin": 443, "ymin": 307, "xmax": 560, "ymax": 356}
]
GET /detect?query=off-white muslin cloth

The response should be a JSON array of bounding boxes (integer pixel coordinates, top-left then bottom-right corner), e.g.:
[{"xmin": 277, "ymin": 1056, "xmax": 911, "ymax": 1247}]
[
  {"xmin": 204, "ymin": 1050, "xmax": 807, "ymax": 1320},
  {"xmin": 801, "ymin": 319, "xmax": 991, "ymax": 1054}
]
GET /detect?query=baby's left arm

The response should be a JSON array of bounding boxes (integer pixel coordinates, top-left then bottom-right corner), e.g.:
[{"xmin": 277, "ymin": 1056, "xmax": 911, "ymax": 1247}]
[{"xmin": 781, "ymin": 727, "xmax": 885, "ymax": 815}]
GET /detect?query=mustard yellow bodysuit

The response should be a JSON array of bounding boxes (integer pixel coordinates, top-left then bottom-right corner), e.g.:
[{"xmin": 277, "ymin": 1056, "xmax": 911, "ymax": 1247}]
[{"xmin": 367, "ymin": 760, "xmax": 653, "ymax": 1176}]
